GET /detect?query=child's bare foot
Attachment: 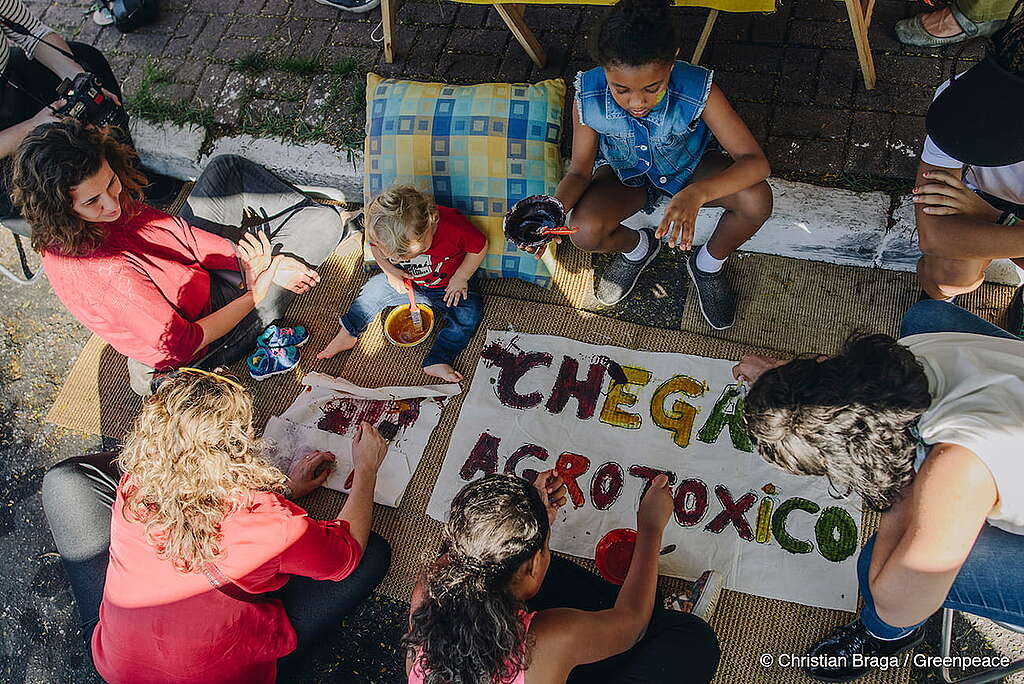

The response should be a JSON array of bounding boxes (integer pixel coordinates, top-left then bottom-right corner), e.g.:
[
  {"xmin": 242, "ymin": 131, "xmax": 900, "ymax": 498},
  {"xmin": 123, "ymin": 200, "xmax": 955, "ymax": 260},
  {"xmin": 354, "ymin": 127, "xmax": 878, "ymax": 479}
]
[
  {"xmin": 423, "ymin": 363, "xmax": 463, "ymax": 382},
  {"xmin": 316, "ymin": 328, "xmax": 358, "ymax": 359}
]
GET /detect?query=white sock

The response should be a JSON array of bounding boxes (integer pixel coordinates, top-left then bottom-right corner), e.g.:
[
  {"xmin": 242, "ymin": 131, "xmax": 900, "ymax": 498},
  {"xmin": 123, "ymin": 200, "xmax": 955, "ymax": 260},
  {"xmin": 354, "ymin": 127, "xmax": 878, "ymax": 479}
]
[
  {"xmin": 623, "ymin": 229, "xmax": 649, "ymax": 262},
  {"xmin": 695, "ymin": 244, "xmax": 727, "ymax": 273}
]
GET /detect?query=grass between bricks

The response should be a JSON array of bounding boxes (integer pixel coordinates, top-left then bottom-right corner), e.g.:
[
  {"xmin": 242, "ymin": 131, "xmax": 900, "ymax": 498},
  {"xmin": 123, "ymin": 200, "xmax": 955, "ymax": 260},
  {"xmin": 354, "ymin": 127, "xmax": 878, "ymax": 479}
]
[
  {"xmin": 125, "ymin": 54, "xmax": 368, "ymax": 154},
  {"xmin": 232, "ymin": 51, "xmax": 368, "ymax": 154}
]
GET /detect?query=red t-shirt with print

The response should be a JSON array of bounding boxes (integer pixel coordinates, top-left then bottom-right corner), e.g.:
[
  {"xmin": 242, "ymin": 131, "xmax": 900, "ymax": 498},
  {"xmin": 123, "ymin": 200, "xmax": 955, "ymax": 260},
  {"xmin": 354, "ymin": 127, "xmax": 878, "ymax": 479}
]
[{"xmin": 395, "ymin": 206, "xmax": 485, "ymax": 289}]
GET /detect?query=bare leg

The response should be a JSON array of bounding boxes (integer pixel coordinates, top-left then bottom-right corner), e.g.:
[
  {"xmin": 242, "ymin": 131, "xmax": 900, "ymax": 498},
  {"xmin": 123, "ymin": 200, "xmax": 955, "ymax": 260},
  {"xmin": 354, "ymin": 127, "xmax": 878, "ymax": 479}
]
[
  {"xmin": 917, "ymin": 254, "xmax": 991, "ymax": 300},
  {"xmin": 690, "ymin": 150, "xmax": 773, "ymax": 259},
  {"xmin": 316, "ymin": 327, "xmax": 358, "ymax": 359},
  {"xmin": 570, "ymin": 166, "xmax": 649, "ymax": 254}
]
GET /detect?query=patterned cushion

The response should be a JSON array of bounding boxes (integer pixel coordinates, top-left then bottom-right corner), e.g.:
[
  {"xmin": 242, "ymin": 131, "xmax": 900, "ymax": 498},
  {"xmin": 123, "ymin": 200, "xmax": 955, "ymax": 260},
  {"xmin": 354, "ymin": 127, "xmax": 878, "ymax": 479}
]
[{"xmin": 364, "ymin": 73, "xmax": 565, "ymax": 287}]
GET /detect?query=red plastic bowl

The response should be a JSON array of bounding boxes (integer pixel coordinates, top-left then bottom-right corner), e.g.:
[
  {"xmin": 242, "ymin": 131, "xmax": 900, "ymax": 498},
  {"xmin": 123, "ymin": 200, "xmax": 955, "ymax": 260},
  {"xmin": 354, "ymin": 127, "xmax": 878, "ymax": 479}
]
[{"xmin": 595, "ymin": 528, "xmax": 637, "ymax": 585}]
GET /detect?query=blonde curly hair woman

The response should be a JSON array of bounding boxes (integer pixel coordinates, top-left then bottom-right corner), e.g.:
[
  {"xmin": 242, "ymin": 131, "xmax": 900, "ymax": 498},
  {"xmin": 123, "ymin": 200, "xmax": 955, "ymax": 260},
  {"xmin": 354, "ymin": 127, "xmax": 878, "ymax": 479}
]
[{"xmin": 41, "ymin": 370, "xmax": 391, "ymax": 684}]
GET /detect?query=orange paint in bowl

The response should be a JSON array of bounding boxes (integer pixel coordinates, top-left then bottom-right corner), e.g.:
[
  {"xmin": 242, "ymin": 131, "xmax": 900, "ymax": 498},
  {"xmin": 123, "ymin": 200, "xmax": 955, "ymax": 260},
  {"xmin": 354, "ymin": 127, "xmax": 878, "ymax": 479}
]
[
  {"xmin": 595, "ymin": 528, "xmax": 637, "ymax": 585},
  {"xmin": 384, "ymin": 304, "xmax": 434, "ymax": 347}
]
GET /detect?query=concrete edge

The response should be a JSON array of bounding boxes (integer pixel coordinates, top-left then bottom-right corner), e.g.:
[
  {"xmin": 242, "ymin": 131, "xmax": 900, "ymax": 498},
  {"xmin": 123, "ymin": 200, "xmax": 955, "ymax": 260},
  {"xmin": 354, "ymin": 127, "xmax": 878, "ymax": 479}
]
[{"xmin": 130, "ymin": 122, "xmax": 1021, "ymax": 287}]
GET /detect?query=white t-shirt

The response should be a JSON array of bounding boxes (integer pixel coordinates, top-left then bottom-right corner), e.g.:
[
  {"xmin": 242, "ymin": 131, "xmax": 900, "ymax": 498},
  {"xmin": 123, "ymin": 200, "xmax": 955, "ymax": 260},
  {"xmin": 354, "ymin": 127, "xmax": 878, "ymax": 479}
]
[
  {"xmin": 920, "ymin": 79, "xmax": 1024, "ymax": 206},
  {"xmin": 903, "ymin": 331, "xmax": 1024, "ymax": 536}
]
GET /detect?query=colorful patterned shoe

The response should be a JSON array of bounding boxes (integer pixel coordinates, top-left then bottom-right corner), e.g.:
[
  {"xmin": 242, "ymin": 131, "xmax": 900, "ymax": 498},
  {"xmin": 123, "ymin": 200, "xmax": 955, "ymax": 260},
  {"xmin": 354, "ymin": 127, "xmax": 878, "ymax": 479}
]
[
  {"xmin": 247, "ymin": 346, "xmax": 300, "ymax": 381},
  {"xmin": 257, "ymin": 324, "xmax": 309, "ymax": 349}
]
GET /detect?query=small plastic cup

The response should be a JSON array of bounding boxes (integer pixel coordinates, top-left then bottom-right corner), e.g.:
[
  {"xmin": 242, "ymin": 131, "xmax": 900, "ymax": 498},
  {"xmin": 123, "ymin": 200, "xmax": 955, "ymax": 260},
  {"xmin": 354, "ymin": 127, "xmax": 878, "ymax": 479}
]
[
  {"xmin": 503, "ymin": 195, "xmax": 567, "ymax": 250},
  {"xmin": 595, "ymin": 527, "xmax": 638, "ymax": 585},
  {"xmin": 383, "ymin": 304, "xmax": 434, "ymax": 347}
]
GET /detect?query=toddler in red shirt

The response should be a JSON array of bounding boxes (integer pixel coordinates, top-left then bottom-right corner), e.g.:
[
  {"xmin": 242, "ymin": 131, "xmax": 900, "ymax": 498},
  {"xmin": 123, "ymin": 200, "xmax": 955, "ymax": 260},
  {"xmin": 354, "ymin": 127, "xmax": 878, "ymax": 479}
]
[{"xmin": 318, "ymin": 186, "xmax": 487, "ymax": 382}]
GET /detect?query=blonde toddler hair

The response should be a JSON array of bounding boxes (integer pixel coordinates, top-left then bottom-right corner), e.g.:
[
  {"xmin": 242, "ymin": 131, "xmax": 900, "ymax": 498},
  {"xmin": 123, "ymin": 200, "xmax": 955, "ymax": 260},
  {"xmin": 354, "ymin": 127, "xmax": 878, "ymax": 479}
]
[{"xmin": 365, "ymin": 185, "xmax": 439, "ymax": 259}]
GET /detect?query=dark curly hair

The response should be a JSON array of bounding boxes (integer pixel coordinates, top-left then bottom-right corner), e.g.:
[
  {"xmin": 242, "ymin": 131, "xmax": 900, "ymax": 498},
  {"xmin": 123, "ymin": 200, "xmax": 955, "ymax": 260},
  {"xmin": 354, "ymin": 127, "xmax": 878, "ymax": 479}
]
[
  {"xmin": 589, "ymin": 0, "xmax": 679, "ymax": 67},
  {"xmin": 11, "ymin": 119, "xmax": 146, "ymax": 256},
  {"xmin": 743, "ymin": 334, "xmax": 932, "ymax": 512},
  {"xmin": 404, "ymin": 475, "xmax": 550, "ymax": 684}
]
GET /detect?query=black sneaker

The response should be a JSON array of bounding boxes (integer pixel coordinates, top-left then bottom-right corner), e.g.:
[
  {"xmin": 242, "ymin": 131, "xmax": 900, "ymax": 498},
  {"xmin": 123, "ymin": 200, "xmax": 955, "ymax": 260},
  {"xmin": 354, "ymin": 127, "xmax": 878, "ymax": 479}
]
[
  {"xmin": 1008, "ymin": 286, "xmax": 1024, "ymax": 338},
  {"xmin": 804, "ymin": 619, "xmax": 924, "ymax": 682},
  {"xmin": 314, "ymin": 0, "xmax": 381, "ymax": 12},
  {"xmin": 686, "ymin": 248, "xmax": 736, "ymax": 330},
  {"xmin": 594, "ymin": 228, "xmax": 661, "ymax": 306}
]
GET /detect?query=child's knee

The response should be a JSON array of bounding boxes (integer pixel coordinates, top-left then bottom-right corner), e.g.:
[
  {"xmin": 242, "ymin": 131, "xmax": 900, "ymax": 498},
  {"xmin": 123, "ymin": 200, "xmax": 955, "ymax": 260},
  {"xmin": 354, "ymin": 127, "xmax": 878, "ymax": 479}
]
[{"xmin": 736, "ymin": 180, "xmax": 773, "ymax": 226}]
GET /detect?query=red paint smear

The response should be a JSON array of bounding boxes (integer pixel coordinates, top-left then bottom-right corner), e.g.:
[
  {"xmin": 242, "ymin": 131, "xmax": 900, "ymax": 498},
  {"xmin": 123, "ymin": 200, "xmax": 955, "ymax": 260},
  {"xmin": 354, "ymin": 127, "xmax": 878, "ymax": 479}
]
[
  {"xmin": 316, "ymin": 397, "xmax": 424, "ymax": 437},
  {"xmin": 596, "ymin": 528, "xmax": 637, "ymax": 585}
]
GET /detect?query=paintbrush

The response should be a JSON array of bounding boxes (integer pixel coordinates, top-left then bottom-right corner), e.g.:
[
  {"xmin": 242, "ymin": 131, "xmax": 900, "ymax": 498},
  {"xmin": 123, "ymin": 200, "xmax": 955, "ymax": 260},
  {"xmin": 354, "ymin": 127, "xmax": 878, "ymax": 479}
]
[
  {"xmin": 344, "ymin": 420, "xmax": 399, "ymax": 490},
  {"xmin": 541, "ymin": 225, "xmax": 580, "ymax": 236},
  {"xmin": 403, "ymin": 278, "xmax": 423, "ymax": 331}
]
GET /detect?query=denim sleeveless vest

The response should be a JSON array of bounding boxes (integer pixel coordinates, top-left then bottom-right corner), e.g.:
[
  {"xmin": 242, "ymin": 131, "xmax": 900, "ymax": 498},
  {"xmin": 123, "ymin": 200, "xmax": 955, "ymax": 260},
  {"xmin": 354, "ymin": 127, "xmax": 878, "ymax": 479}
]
[{"xmin": 575, "ymin": 61, "xmax": 713, "ymax": 196}]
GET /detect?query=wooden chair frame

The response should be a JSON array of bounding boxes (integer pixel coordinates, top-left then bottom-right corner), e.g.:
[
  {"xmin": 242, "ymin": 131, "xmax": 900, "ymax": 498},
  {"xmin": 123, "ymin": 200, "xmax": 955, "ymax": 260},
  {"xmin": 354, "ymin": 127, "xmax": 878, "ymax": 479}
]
[{"xmin": 379, "ymin": 0, "xmax": 877, "ymax": 89}]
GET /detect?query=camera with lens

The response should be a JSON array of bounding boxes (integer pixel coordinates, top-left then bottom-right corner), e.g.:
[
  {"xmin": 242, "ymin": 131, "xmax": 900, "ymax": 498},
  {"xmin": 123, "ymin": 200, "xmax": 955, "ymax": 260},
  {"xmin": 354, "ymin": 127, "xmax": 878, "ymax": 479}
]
[{"xmin": 55, "ymin": 72, "xmax": 130, "ymax": 131}]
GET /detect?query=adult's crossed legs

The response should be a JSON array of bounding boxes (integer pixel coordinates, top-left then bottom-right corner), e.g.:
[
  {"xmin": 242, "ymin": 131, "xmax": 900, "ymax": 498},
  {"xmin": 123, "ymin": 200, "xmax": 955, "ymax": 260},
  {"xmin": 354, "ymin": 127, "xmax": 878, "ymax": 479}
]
[
  {"xmin": 40, "ymin": 453, "xmax": 121, "ymax": 652},
  {"xmin": 182, "ymin": 154, "xmax": 345, "ymax": 369},
  {"xmin": 274, "ymin": 533, "xmax": 392, "ymax": 681},
  {"xmin": 527, "ymin": 555, "xmax": 720, "ymax": 683}
]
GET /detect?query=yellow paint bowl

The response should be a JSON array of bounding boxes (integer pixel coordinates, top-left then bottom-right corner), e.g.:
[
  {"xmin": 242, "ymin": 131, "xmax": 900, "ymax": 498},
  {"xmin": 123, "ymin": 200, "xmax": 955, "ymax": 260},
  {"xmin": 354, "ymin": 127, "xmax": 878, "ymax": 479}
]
[{"xmin": 384, "ymin": 304, "xmax": 434, "ymax": 347}]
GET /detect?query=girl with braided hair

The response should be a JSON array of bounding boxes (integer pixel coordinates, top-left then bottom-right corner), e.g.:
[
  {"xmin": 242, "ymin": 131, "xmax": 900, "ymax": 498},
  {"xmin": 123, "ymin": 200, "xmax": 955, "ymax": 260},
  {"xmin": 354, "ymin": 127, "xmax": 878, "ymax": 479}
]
[
  {"xmin": 404, "ymin": 472, "xmax": 720, "ymax": 683},
  {"xmin": 913, "ymin": 0, "xmax": 1024, "ymax": 334},
  {"xmin": 525, "ymin": 0, "xmax": 771, "ymax": 331}
]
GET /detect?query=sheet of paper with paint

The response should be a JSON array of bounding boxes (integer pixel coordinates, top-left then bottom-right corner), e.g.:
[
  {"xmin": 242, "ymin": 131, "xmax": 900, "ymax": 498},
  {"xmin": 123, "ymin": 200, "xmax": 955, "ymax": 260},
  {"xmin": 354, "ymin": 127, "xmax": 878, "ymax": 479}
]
[
  {"xmin": 263, "ymin": 373, "xmax": 459, "ymax": 507},
  {"xmin": 426, "ymin": 332, "xmax": 863, "ymax": 612}
]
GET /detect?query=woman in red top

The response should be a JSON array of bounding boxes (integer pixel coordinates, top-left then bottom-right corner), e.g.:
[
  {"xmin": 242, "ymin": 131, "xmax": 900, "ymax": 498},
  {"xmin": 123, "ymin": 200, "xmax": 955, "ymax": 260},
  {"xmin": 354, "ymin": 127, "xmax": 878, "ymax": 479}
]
[
  {"xmin": 11, "ymin": 120, "xmax": 347, "ymax": 394},
  {"xmin": 40, "ymin": 370, "xmax": 391, "ymax": 683}
]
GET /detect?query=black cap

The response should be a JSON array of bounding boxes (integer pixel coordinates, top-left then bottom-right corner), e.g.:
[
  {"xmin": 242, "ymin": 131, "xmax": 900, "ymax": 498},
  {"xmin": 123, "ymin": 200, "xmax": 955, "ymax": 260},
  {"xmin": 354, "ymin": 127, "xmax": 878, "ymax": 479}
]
[{"xmin": 925, "ymin": 52, "xmax": 1024, "ymax": 167}]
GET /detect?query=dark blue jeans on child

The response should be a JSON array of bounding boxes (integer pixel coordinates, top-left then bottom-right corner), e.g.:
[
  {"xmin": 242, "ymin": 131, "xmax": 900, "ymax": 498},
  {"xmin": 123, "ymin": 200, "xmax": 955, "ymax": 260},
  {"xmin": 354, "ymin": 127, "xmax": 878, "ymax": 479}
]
[
  {"xmin": 858, "ymin": 300, "xmax": 1024, "ymax": 639},
  {"xmin": 340, "ymin": 273, "xmax": 483, "ymax": 368}
]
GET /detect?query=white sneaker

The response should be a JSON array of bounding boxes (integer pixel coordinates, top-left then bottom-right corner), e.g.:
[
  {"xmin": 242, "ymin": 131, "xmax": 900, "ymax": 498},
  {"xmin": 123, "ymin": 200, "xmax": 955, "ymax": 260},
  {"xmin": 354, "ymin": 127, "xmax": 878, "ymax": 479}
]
[{"xmin": 313, "ymin": 0, "xmax": 382, "ymax": 13}]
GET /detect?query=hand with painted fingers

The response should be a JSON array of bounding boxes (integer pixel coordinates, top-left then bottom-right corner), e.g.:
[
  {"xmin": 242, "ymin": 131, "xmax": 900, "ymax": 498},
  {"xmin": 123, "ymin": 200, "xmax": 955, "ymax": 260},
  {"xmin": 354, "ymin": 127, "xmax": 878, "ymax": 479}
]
[
  {"xmin": 731, "ymin": 354, "xmax": 787, "ymax": 387},
  {"xmin": 913, "ymin": 170, "xmax": 1002, "ymax": 222},
  {"xmin": 285, "ymin": 450, "xmax": 336, "ymax": 499},
  {"xmin": 351, "ymin": 421, "xmax": 389, "ymax": 478},
  {"xmin": 444, "ymin": 276, "xmax": 469, "ymax": 306},
  {"xmin": 637, "ymin": 473, "xmax": 673, "ymax": 534},
  {"xmin": 657, "ymin": 186, "xmax": 708, "ymax": 250},
  {"xmin": 271, "ymin": 255, "xmax": 321, "ymax": 294},
  {"xmin": 533, "ymin": 469, "xmax": 569, "ymax": 526}
]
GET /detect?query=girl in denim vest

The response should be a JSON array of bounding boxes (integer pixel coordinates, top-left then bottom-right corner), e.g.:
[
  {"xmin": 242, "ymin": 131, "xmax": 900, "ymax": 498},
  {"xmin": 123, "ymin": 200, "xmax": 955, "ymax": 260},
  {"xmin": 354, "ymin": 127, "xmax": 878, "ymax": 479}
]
[{"xmin": 551, "ymin": 0, "xmax": 772, "ymax": 328}]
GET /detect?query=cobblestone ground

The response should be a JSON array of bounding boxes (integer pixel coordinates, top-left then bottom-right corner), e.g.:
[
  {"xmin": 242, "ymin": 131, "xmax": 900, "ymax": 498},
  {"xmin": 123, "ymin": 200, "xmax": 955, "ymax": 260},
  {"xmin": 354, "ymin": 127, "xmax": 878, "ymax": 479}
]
[
  {"xmin": 3, "ymin": 1, "xmax": 1020, "ymax": 683},
  {"xmin": 29, "ymin": 0, "xmax": 985, "ymax": 181}
]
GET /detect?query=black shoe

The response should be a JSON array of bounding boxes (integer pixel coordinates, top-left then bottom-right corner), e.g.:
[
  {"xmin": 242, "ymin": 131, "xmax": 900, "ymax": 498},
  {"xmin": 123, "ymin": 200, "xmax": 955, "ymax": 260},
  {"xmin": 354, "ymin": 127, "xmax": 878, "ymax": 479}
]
[
  {"xmin": 686, "ymin": 248, "xmax": 736, "ymax": 330},
  {"xmin": 314, "ymin": 0, "xmax": 381, "ymax": 12},
  {"xmin": 804, "ymin": 619, "xmax": 924, "ymax": 682},
  {"xmin": 1008, "ymin": 286, "xmax": 1024, "ymax": 338},
  {"xmin": 594, "ymin": 228, "xmax": 661, "ymax": 306}
]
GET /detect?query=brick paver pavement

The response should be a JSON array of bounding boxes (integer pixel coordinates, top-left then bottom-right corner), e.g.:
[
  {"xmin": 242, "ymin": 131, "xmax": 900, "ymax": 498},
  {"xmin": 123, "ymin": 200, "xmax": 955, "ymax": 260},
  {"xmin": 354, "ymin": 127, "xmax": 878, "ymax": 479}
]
[{"xmin": 27, "ymin": 0, "xmax": 986, "ymax": 183}]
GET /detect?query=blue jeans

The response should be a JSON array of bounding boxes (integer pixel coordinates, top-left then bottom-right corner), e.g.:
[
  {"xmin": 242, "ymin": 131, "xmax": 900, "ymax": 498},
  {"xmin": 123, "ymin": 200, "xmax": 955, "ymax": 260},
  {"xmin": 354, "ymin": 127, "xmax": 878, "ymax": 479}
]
[
  {"xmin": 859, "ymin": 301, "xmax": 1024, "ymax": 638},
  {"xmin": 340, "ymin": 273, "xmax": 483, "ymax": 368}
]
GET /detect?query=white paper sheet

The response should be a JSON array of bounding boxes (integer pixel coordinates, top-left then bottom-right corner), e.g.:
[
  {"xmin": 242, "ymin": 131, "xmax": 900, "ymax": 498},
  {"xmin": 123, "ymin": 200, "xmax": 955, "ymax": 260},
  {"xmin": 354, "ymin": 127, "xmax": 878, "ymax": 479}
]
[
  {"xmin": 427, "ymin": 332, "xmax": 862, "ymax": 611},
  {"xmin": 263, "ymin": 373, "xmax": 458, "ymax": 507}
]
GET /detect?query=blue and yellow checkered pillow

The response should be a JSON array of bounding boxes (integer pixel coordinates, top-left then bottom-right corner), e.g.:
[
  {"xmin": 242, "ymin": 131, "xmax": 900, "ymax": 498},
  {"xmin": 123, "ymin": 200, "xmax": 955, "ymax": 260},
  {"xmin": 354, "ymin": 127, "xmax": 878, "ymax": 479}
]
[{"xmin": 364, "ymin": 73, "xmax": 565, "ymax": 287}]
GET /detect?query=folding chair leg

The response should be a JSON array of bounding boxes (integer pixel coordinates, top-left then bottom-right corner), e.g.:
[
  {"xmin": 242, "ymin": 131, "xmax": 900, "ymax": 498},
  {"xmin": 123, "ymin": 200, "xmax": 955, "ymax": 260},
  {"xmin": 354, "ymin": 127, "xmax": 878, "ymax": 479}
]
[
  {"xmin": 382, "ymin": 0, "xmax": 398, "ymax": 63},
  {"xmin": 691, "ymin": 9, "xmax": 718, "ymax": 65},
  {"xmin": 843, "ymin": 0, "xmax": 877, "ymax": 90},
  {"xmin": 495, "ymin": 3, "xmax": 546, "ymax": 68},
  {"xmin": 941, "ymin": 608, "xmax": 955, "ymax": 683}
]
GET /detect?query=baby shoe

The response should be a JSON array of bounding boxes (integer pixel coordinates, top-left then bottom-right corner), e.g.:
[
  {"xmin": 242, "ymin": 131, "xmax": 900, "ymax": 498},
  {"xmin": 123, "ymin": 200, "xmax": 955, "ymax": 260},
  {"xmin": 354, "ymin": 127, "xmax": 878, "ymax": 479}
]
[
  {"xmin": 247, "ymin": 345, "xmax": 300, "ymax": 381},
  {"xmin": 257, "ymin": 324, "xmax": 309, "ymax": 349}
]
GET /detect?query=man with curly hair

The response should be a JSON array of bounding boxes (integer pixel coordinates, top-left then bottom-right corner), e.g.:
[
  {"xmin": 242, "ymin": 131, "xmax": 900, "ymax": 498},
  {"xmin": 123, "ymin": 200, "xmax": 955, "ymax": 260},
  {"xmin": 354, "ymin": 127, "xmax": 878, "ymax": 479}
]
[{"xmin": 735, "ymin": 300, "xmax": 1024, "ymax": 681}]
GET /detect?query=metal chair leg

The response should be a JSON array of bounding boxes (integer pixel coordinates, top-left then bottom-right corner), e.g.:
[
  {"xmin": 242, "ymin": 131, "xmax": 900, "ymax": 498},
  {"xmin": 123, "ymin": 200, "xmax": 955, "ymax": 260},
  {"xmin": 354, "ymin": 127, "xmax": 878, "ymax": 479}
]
[
  {"xmin": 941, "ymin": 608, "xmax": 955, "ymax": 683},
  {"xmin": 939, "ymin": 608, "xmax": 1024, "ymax": 684}
]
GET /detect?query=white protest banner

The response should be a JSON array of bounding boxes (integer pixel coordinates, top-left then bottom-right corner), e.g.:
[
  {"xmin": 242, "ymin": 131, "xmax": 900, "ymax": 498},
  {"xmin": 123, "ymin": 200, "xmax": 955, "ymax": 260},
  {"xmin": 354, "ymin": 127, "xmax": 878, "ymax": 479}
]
[
  {"xmin": 427, "ymin": 332, "xmax": 862, "ymax": 611},
  {"xmin": 264, "ymin": 373, "xmax": 459, "ymax": 507}
]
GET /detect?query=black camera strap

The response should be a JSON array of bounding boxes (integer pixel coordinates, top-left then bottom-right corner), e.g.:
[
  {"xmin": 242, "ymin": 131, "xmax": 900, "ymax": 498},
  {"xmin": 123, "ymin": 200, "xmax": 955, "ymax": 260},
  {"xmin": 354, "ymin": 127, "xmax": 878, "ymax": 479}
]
[{"xmin": 0, "ymin": 15, "xmax": 84, "ymax": 113}]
